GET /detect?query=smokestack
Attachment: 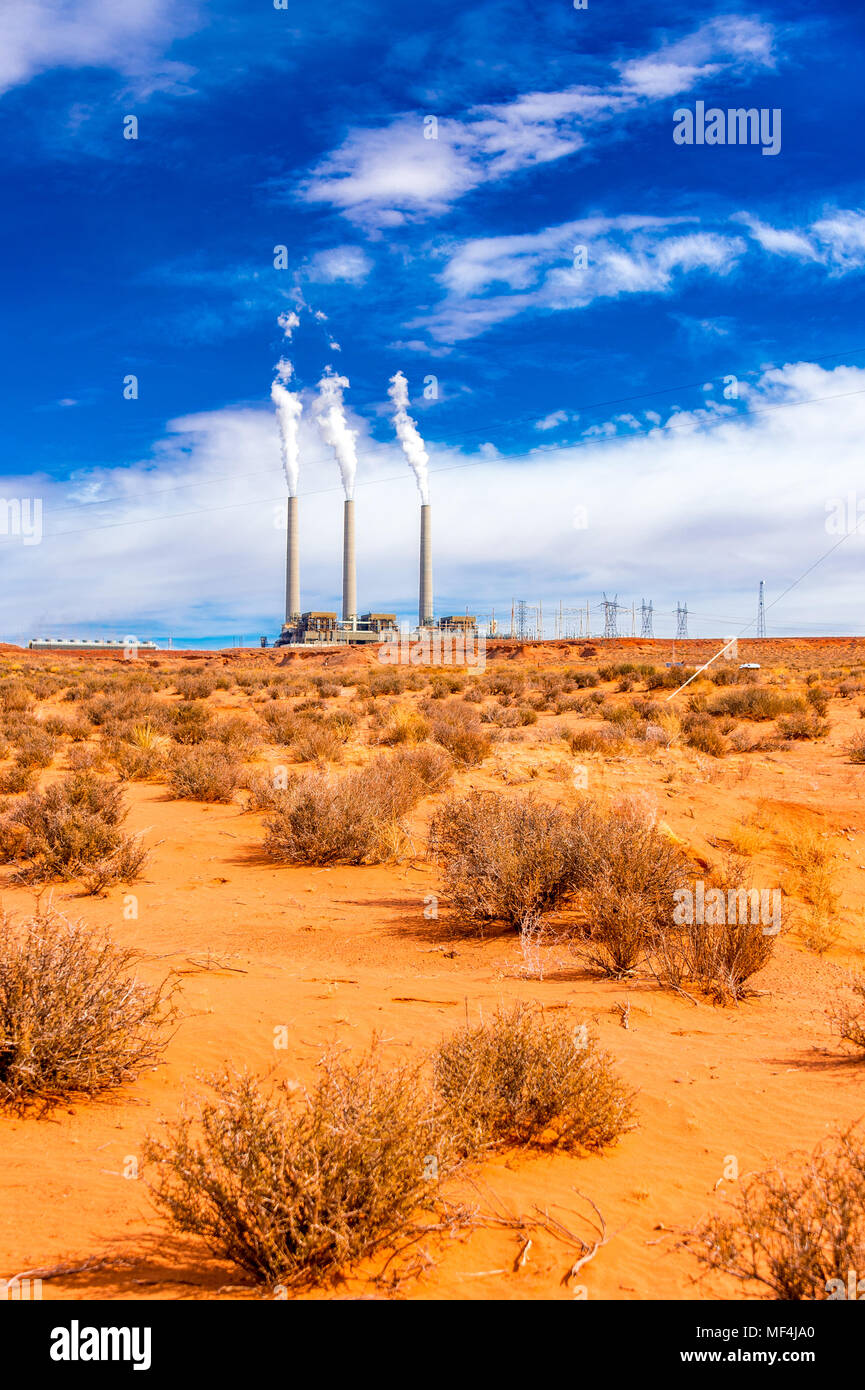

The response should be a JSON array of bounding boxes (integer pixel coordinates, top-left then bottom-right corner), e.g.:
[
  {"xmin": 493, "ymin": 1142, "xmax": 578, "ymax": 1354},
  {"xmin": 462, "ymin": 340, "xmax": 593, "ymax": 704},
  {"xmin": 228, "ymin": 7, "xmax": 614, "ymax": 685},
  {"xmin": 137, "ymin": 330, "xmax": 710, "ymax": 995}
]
[
  {"xmin": 419, "ymin": 503, "xmax": 433, "ymax": 627},
  {"xmin": 285, "ymin": 494, "xmax": 300, "ymax": 623},
  {"xmin": 342, "ymin": 498, "xmax": 357, "ymax": 627}
]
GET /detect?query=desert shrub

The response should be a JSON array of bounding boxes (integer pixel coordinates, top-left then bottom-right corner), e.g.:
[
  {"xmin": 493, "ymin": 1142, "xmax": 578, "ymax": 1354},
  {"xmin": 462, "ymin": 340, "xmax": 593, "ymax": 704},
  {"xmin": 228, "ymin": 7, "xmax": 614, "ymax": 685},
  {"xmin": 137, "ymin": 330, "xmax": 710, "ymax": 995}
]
[
  {"xmin": 66, "ymin": 743, "xmax": 109, "ymax": 772},
  {"xmin": 566, "ymin": 725, "xmax": 627, "ymax": 755},
  {"xmin": 244, "ymin": 769, "xmax": 294, "ymax": 813},
  {"xmin": 291, "ymin": 722, "xmax": 345, "ymax": 764},
  {"xmin": 145, "ymin": 1052, "xmax": 443, "ymax": 1286},
  {"xmin": 0, "ymin": 906, "xmax": 174, "ymax": 1111},
  {"xmin": 428, "ymin": 791, "xmax": 585, "ymax": 931},
  {"xmin": 388, "ymin": 743, "xmax": 453, "ymax": 794},
  {"xmin": 428, "ymin": 701, "xmax": 491, "ymax": 766},
  {"xmin": 806, "ymin": 686, "xmax": 830, "ymax": 717},
  {"xmin": 41, "ymin": 713, "xmax": 91, "ymax": 741},
  {"xmin": 214, "ymin": 716, "xmax": 263, "ymax": 759},
  {"xmin": 434, "ymin": 1004, "xmax": 634, "ymax": 1154},
  {"xmin": 708, "ymin": 687, "xmax": 803, "ymax": 721},
  {"xmin": 174, "ymin": 672, "xmax": 218, "ymax": 701},
  {"xmin": 12, "ymin": 726, "xmax": 56, "ymax": 769},
  {"xmin": 648, "ymin": 910, "xmax": 775, "ymax": 1003},
  {"xmin": 0, "ymin": 679, "xmax": 35, "ymax": 712},
  {"xmin": 263, "ymin": 754, "xmax": 432, "ymax": 866},
  {"xmin": 575, "ymin": 803, "xmax": 691, "ymax": 977},
  {"xmin": 692, "ymin": 1127, "xmax": 865, "ymax": 1299},
  {"xmin": 682, "ymin": 713, "xmax": 728, "ymax": 757},
  {"xmin": 0, "ymin": 763, "xmax": 37, "ymax": 795},
  {"xmin": 829, "ymin": 972, "xmax": 865, "ymax": 1053},
  {"xmin": 260, "ymin": 703, "xmax": 298, "ymax": 745},
  {"xmin": 847, "ymin": 731, "xmax": 865, "ymax": 763},
  {"xmin": 167, "ymin": 743, "xmax": 241, "ymax": 802},
  {"xmin": 378, "ymin": 707, "xmax": 431, "ymax": 746},
  {"xmin": 776, "ymin": 712, "xmax": 829, "ymax": 740},
  {"xmin": 166, "ymin": 702, "xmax": 213, "ymax": 745},
  {"xmin": 5, "ymin": 771, "xmax": 148, "ymax": 887}
]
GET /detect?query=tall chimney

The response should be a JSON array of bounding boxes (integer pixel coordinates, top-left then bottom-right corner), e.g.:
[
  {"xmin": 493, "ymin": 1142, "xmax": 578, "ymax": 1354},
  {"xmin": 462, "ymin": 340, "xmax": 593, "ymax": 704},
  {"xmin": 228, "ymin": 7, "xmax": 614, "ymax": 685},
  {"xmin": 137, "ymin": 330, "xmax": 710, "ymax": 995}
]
[
  {"xmin": 342, "ymin": 498, "xmax": 357, "ymax": 626},
  {"xmin": 419, "ymin": 502, "xmax": 433, "ymax": 627},
  {"xmin": 285, "ymin": 494, "xmax": 300, "ymax": 623}
]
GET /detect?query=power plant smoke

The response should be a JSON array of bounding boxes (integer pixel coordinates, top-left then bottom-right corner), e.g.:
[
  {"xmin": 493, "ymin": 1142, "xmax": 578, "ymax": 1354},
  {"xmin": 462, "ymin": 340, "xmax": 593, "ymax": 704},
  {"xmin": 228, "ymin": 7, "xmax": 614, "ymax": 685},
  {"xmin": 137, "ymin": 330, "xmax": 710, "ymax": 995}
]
[
  {"xmin": 313, "ymin": 367, "xmax": 358, "ymax": 499},
  {"xmin": 271, "ymin": 361, "xmax": 302, "ymax": 498},
  {"xmin": 388, "ymin": 370, "xmax": 430, "ymax": 505}
]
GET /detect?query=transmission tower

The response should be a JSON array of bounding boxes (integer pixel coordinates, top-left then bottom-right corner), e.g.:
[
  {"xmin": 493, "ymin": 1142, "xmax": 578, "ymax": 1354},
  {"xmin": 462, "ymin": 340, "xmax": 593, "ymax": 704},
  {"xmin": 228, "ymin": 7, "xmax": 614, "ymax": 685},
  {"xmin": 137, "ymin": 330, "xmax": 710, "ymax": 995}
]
[
  {"xmin": 602, "ymin": 593, "xmax": 619, "ymax": 639},
  {"xmin": 676, "ymin": 602, "xmax": 689, "ymax": 640},
  {"xmin": 515, "ymin": 599, "xmax": 529, "ymax": 641},
  {"xmin": 756, "ymin": 580, "xmax": 766, "ymax": 638},
  {"xmin": 640, "ymin": 599, "xmax": 654, "ymax": 638}
]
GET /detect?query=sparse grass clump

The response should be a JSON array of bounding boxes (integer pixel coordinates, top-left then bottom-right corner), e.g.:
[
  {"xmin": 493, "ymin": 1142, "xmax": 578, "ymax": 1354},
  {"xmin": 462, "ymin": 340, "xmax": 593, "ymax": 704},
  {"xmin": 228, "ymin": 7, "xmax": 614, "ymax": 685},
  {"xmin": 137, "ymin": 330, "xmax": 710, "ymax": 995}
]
[
  {"xmin": 433, "ymin": 1004, "xmax": 634, "ymax": 1155},
  {"xmin": 145, "ymin": 1052, "xmax": 444, "ymax": 1286},
  {"xmin": 775, "ymin": 711, "xmax": 829, "ymax": 740},
  {"xmin": 693, "ymin": 1127, "xmax": 865, "ymax": 1299},
  {"xmin": 167, "ymin": 743, "xmax": 242, "ymax": 802},
  {"xmin": 829, "ymin": 972, "xmax": 865, "ymax": 1054},
  {"xmin": 0, "ymin": 907, "xmax": 174, "ymax": 1111}
]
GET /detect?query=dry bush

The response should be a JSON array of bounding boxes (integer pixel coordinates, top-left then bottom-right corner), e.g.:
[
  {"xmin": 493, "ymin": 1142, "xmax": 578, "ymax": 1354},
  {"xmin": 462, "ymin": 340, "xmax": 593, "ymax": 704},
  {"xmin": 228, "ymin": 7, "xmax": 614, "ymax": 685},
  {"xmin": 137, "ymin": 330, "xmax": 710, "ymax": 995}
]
[
  {"xmin": 428, "ymin": 700, "xmax": 491, "ymax": 766},
  {"xmin": 0, "ymin": 679, "xmax": 35, "ymax": 712},
  {"xmin": 42, "ymin": 713, "xmax": 91, "ymax": 741},
  {"xmin": 260, "ymin": 704, "xmax": 298, "ymax": 745},
  {"xmin": 846, "ymin": 731, "xmax": 865, "ymax": 763},
  {"xmin": 244, "ymin": 769, "xmax": 294, "ymax": 812},
  {"xmin": 377, "ymin": 707, "xmax": 431, "ymax": 746},
  {"xmin": 0, "ymin": 763, "xmax": 37, "ymax": 795},
  {"xmin": 167, "ymin": 743, "xmax": 241, "ymax": 802},
  {"xmin": 648, "ymin": 913, "xmax": 775, "ymax": 1003},
  {"xmin": 5, "ymin": 771, "xmax": 149, "ymax": 887},
  {"xmin": 776, "ymin": 711, "xmax": 829, "ymax": 740},
  {"xmin": 166, "ymin": 702, "xmax": 213, "ymax": 745},
  {"xmin": 692, "ymin": 1127, "xmax": 865, "ymax": 1299},
  {"xmin": 428, "ymin": 791, "xmax": 585, "ymax": 931},
  {"xmin": 173, "ymin": 672, "xmax": 218, "ymax": 701},
  {"xmin": 0, "ymin": 906, "xmax": 174, "ymax": 1111},
  {"xmin": 291, "ymin": 721, "xmax": 345, "ymax": 763},
  {"xmin": 263, "ymin": 753, "xmax": 434, "ymax": 866},
  {"xmin": 575, "ymin": 803, "xmax": 691, "ymax": 977},
  {"xmin": 682, "ymin": 714, "xmax": 728, "ymax": 757},
  {"xmin": 214, "ymin": 716, "xmax": 263, "ymax": 759},
  {"xmin": 708, "ymin": 687, "xmax": 803, "ymax": 721},
  {"xmin": 390, "ymin": 743, "xmax": 453, "ymax": 794},
  {"xmin": 829, "ymin": 972, "xmax": 865, "ymax": 1053},
  {"xmin": 566, "ymin": 725, "xmax": 627, "ymax": 755},
  {"xmin": 145, "ymin": 1051, "xmax": 444, "ymax": 1286},
  {"xmin": 12, "ymin": 726, "xmax": 57, "ymax": 769},
  {"xmin": 780, "ymin": 825, "xmax": 839, "ymax": 951},
  {"xmin": 433, "ymin": 1003, "xmax": 634, "ymax": 1155}
]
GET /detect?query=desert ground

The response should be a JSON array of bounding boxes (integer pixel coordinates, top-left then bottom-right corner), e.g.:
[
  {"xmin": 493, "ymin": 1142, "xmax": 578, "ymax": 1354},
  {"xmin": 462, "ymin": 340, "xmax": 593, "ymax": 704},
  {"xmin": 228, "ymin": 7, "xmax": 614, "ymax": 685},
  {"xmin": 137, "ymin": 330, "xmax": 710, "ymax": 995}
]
[{"xmin": 1, "ymin": 635, "xmax": 865, "ymax": 1301}]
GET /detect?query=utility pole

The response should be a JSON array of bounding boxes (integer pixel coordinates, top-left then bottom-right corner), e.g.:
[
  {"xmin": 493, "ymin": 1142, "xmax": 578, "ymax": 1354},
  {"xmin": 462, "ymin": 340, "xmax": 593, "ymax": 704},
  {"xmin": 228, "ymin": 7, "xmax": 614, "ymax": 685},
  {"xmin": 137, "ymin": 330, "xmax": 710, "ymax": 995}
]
[
  {"xmin": 757, "ymin": 580, "xmax": 766, "ymax": 638},
  {"xmin": 640, "ymin": 599, "xmax": 654, "ymax": 638},
  {"xmin": 676, "ymin": 603, "xmax": 689, "ymax": 640}
]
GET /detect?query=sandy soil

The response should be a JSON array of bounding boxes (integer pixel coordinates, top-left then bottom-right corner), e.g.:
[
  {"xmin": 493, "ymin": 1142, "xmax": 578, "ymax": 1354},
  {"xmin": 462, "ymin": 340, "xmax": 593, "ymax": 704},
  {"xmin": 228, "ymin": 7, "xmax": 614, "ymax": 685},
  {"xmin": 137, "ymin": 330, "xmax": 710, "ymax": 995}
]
[{"xmin": 2, "ymin": 638, "xmax": 864, "ymax": 1301}]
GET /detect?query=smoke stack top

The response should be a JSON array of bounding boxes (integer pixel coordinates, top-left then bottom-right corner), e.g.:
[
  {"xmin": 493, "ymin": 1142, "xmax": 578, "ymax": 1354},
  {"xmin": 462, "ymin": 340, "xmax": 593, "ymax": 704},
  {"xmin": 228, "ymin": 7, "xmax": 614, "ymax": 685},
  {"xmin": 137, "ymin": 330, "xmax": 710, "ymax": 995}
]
[
  {"xmin": 313, "ymin": 367, "xmax": 358, "ymax": 500},
  {"xmin": 388, "ymin": 370, "xmax": 430, "ymax": 505}
]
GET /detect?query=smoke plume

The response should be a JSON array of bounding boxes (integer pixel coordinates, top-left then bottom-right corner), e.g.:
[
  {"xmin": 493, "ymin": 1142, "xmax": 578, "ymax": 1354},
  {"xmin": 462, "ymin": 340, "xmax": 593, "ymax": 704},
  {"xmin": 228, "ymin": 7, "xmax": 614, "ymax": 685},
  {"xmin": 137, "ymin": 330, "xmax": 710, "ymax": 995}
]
[
  {"xmin": 313, "ymin": 367, "xmax": 358, "ymax": 499},
  {"xmin": 388, "ymin": 370, "xmax": 429, "ymax": 504},
  {"xmin": 271, "ymin": 359, "xmax": 302, "ymax": 497}
]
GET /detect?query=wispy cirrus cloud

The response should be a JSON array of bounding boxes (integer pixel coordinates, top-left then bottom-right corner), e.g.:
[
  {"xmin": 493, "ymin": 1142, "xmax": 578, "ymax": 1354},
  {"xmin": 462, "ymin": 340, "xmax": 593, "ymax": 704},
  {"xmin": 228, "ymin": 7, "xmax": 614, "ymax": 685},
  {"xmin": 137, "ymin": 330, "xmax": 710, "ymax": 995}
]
[
  {"xmin": 295, "ymin": 15, "xmax": 778, "ymax": 228},
  {"xmin": 0, "ymin": 0, "xmax": 199, "ymax": 98}
]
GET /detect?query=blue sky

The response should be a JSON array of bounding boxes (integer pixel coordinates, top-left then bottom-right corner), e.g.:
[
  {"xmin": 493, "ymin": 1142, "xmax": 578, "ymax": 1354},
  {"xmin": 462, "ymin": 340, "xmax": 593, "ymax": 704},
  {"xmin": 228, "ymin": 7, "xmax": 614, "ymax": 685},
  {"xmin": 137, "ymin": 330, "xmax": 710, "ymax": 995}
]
[{"xmin": 2, "ymin": 0, "xmax": 865, "ymax": 642}]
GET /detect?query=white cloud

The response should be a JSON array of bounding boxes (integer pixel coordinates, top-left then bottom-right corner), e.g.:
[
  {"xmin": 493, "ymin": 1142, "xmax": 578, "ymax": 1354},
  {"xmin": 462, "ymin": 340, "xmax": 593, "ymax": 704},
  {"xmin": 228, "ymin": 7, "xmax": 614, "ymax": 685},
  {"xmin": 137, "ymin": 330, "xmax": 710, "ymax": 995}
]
[
  {"xmin": 421, "ymin": 218, "xmax": 745, "ymax": 342},
  {"xmin": 297, "ymin": 17, "xmax": 779, "ymax": 226},
  {"xmin": 306, "ymin": 245, "xmax": 373, "ymax": 285},
  {"xmin": 0, "ymin": 0, "xmax": 197, "ymax": 97},
  {"xmin": 4, "ymin": 362, "xmax": 865, "ymax": 640},
  {"xmin": 812, "ymin": 210, "xmax": 865, "ymax": 272},
  {"xmin": 535, "ymin": 410, "xmax": 570, "ymax": 431},
  {"xmin": 618, "ymin": 15, "xmax": 775, "ymax": 96},
  {"xmin": 735, "ymin": 213, "xmax": 818, "ymax": 260}
]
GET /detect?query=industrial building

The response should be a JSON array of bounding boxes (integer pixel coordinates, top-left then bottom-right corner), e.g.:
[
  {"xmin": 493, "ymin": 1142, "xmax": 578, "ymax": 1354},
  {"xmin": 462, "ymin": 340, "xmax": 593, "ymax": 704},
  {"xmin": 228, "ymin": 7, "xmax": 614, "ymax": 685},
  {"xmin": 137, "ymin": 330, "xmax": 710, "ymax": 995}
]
[{"xmin": 28, "ymin": 637, "xmax": 159, "ymax": 652}]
